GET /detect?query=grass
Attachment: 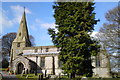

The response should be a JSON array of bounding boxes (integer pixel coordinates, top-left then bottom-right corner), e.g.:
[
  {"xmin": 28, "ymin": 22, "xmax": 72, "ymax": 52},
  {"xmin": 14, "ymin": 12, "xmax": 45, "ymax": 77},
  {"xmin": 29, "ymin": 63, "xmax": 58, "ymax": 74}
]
[
  {"xmin": 16, "ymin": 74, "xmax": 120, "ymax": 80},
  {"xmin": 16, "ymin": 73, "xmax": 42, "ymax": 80},
  {"xmin": 88, "ymin": 78, "xmax": 120, "ymax": 80}
]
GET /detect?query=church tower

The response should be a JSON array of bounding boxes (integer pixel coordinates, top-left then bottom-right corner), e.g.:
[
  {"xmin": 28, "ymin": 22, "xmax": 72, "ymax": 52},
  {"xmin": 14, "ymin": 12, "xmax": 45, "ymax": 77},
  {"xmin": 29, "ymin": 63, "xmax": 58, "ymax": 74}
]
[{"xmin": 10, "ymin": 8, "xmax": 31, "ymax": 61}]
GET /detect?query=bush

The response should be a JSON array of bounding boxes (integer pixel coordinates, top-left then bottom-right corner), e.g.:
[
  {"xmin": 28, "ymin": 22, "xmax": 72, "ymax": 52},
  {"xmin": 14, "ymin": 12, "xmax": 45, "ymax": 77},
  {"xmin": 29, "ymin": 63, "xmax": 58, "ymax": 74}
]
[{"xmin": 2, "ymin": 59, "xmax": 9, "ymax": 68}]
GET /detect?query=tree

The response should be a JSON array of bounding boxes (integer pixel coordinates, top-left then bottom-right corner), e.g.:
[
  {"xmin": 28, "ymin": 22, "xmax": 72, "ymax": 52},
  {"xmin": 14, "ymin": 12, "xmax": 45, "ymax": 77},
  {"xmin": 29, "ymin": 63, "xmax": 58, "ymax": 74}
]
[
  {"xmin": 1, "ymin": 58, "xmax": 9, "ymax": 68},
  {"xmin": 48, "ymin": 2, "xmax": 100, "ymax": 78},
  {"xmin": 0, "ymin": 32, "xmax": 35, "ymax": 68},
  {"xmin": 2, "ymin": 33, "xmax": 16, "ymax": 58},
  {"xmin": 29, "ymin": 35, "xmax": 35, "ymax": 46},
  {"xmin": 96, "ymin": 6, "xmax": 120, "ymax": 72}
]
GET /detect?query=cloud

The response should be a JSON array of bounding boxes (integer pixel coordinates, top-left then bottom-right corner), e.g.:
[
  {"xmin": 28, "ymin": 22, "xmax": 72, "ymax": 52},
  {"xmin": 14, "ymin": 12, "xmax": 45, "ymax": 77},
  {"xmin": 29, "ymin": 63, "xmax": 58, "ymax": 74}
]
[
  {"xmin": 90, "ymin": 31, "xmax": 98, "ymax": 38},
  {"xmin": 11, "ymin": 5, "xmax": 31, "ymax": 14},
  {"xmin": 33, "ymin": 18, "xmax": 57, "ymax": 32},
  {"xmin": 40, "ymin": 23, "xmax": 56, "ymax": 29},
  {"xmin": 1, "ymin": 5, "xmax": 32, "ymax": 32},
  {"xmin": 40, "ymin": 22, "xmax": 58, "ymax": 32},
  {"xmin": 30, "ymin": 25, "xmax": 37, "ymax": 31},
  {"xmin": 1, "ymin": 9, "xmax": 14, "ymax": 29},
  {"xmin": 34, "ymin": 19, "xmax": 56, "ymax": 29},
  {"xmin": 10, "ymin": 5, "xmax": 31, "ymax": 23}
]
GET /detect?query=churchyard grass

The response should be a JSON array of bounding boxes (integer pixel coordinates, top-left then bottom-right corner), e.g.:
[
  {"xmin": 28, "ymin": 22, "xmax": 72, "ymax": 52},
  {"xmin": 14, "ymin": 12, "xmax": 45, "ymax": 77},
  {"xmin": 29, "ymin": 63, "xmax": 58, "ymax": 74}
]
[
  {"xmin": 52, "ymin": 78, "xmax": 120, "ymax": 80},
  {"xmin": 16, "ymin": 73, "xmax": 42, "ymax": 80},
  {"xmin": 16, "ymin": 74, "xmax": 120, "ymax": 80},
  {"xmin": 88, "ymin": 78, "xmax": 120, "ymax": 80}
]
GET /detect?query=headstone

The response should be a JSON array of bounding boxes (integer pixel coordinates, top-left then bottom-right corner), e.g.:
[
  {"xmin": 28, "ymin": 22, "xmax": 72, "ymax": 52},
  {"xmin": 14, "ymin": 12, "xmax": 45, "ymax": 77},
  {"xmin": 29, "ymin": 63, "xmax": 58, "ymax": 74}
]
[
  {"xmin": 58, "ymin": 73, "xmax": 61, "ymax": 78},
  {"xmin": 38, "ymin": 74, "xmax": 43, "ymax": 80},
  {"xmin": 21, "ymin": 69, "xmax": 25, "ymax": 77},
  {"xmin": 45, "ymin": 69, "xmax": 47, "ymax": 77},
  {"xmin": 41, "ymin": 74, "xmax": 43, "ymax": 80},
  {"xmin": 50, "ymin": 75, "xmax": 57, "ymax": 78},
  {"xmin": 38, "ymin": 75, "xmax": 40, "ymax": 80},
  {"xmin": 26, "ymin": 75, "xmax": 28, "ymax": 78},
  {"xmin": 81, "ymin": 77, "xmax": 88, "ymax": 80}
]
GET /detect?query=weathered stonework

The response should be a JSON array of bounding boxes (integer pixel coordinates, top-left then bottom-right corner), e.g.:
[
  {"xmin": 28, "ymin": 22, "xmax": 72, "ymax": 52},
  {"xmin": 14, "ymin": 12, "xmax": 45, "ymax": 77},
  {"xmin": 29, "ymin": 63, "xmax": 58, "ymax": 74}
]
[{"xmin": 9, "ymin": 10, "xmax": 110, "ymax": 78}]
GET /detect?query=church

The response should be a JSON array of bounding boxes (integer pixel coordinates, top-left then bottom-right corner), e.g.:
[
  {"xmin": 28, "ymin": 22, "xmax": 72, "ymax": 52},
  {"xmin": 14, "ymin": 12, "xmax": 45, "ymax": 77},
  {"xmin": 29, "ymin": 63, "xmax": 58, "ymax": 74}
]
[{"xmin": 9, "ymin": 10, "xmax": 110, "ymax": 78}]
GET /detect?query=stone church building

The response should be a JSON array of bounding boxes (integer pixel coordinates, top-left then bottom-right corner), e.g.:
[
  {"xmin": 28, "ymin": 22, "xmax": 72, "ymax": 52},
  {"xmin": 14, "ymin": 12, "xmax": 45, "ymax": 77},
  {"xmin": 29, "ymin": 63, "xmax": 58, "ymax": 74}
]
[{"xmin": 9, "ymin": 10, "xmax": 110, "ymax": 77}]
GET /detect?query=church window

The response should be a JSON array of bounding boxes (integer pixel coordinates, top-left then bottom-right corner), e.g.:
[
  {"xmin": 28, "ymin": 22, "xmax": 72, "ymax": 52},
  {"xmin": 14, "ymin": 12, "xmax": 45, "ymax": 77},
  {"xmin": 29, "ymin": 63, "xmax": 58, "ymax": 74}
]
[
  {"xmin": 96, "ymin": 55, "xmax": 101, "ymax": 67},
  {"xmin": 40, "ymin": 57, "xmax": 45, "ymax": 68},
  {"xmin": 41, "ymin": 48, "xmax": 42, "ymax": 53},
  {"xmin": 46, "ymin": 48, "xmax": 49, "ymax": 52},
  {"xmin": 17, "ymin": 43, "xmax": 20, "ymax": 47},
  {"xmin": 34, "ymin": 49, "xmax": 38, "ymax": 53},
  {"xmin": 21, "ymin": 21, "xmax": 23, "ymax": 23},
  {"xmin": 57, "ymin": 48, "xmax": 60, "ymax": 52},
  {"xmin": 19, "ymin": 33, "xmax": 21, "ymax": 36}
]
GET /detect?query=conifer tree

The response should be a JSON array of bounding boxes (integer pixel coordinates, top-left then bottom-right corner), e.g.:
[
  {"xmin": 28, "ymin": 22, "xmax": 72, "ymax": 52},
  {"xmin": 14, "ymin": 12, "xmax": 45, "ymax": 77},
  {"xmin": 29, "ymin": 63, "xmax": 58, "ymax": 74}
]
[{"xmin": 48, "ymin": 2, "xmax": 100, "ymax": 78}]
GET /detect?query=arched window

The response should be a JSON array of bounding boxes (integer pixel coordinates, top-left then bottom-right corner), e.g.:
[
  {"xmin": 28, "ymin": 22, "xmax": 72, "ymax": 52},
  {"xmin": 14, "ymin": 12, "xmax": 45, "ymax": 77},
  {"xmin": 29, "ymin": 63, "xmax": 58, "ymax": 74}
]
[
  {"xmin": 46, "ymin": 48, "xmax": 49, "ymax": 52},
  {"xmin": 17, "ymin": 43, "xmax": 20, "ymax": 47},
  {"xmin": 34, "ymin": 49, "xmax": 38, "ymax": 53},
  {"xmin": 57, "ymin": 48, "xmax": 60, "ymax": 52}
]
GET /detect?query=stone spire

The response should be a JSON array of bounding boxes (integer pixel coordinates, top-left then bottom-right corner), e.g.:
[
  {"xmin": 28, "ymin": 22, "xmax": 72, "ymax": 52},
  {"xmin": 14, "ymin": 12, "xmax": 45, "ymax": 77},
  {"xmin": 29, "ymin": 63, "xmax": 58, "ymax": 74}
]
[{"xmin": 13, "ymin": 7, "xmax": 31, "ymax": 47}]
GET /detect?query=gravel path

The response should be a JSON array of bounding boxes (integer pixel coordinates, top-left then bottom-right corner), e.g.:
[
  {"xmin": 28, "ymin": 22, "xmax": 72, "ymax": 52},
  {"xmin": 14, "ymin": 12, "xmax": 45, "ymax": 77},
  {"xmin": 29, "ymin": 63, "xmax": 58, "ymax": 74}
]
[
  {"xmin": 1, "ymin": 71, "xmax": 19, "ymax": 80},
  {"xmin": 2, "ymin": 75, "xmax": 19, "ymax": 80}
]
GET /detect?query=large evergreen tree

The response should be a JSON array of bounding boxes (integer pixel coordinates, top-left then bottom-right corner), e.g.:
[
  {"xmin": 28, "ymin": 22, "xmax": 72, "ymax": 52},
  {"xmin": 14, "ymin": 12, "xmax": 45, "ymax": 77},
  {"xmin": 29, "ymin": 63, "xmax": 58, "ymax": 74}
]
[{"xmin": 48, "ymin": 2, "xmax": 100, "ymax": 78}]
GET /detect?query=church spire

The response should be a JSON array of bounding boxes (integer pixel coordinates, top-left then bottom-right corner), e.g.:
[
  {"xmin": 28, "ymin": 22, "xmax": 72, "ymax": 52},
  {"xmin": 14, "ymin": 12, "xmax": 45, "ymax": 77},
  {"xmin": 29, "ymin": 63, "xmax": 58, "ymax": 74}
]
[{"xmin": 13, "ymin": 7, "xmax": 31, "ymax": 47}]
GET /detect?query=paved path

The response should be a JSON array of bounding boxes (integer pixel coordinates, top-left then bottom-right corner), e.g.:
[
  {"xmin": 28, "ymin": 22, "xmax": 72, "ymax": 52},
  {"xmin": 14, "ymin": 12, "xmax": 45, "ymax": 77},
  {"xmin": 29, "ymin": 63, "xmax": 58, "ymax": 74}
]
[{"xmin": 0, "ymin": 71, "xmax": 19, "ymax": 80}]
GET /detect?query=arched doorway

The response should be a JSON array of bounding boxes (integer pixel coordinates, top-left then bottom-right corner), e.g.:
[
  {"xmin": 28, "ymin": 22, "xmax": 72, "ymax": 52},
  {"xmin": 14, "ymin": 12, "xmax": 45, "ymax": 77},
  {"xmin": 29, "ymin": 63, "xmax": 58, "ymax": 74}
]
[{"xmin": 17, "ymin": 63, "xmax": 24, "ymax": 74}]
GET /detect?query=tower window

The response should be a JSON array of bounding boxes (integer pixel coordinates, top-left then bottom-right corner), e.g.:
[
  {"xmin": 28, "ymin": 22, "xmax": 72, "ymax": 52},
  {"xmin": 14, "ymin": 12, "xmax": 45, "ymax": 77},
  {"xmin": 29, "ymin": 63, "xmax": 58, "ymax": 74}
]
[
  {"xmin": 21, "ymin": 21, "xmax": 23, "ymax": 23},
  {"xmin": 46, "ymin": 48, "xmax": 49, "ymax": 52},
  {"xmin": 19, "ymin": 33, "xmax": 21, "ymax": 36},
  {"xmin": 34, "ymin": 49, "xmax": 38, "ymax": 53},
  {"xmin": 17, "ymin": 43, "xmax": 20, "ymax": 47},
  {"xmin": 57, "ymin": 48, "xmax": 60, "ymax": 52}
]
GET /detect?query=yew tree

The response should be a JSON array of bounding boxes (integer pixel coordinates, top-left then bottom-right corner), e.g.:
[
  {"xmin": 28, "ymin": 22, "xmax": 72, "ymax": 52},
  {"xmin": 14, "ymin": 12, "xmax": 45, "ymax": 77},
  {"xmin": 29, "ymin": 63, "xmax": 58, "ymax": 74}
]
[{"xmin": 48, "ymin": 2, "xmax": 100, "ymax": 77}]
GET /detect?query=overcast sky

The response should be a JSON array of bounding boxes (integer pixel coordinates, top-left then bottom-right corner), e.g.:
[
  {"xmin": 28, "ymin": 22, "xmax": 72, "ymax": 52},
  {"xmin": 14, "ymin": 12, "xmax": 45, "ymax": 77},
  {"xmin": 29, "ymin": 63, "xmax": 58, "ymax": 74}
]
[{"xmin": 1, "ymin": 2, "xmax": 118, "ymax": 46}]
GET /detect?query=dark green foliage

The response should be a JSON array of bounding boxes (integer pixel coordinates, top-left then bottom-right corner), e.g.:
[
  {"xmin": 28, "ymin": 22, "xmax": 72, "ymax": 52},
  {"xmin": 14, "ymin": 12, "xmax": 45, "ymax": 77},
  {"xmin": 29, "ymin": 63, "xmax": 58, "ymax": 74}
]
[
  {"xmin": 48, "ymin": 2, "xmax": 100, "ymax": 77},
  {"xmin": 1, "ymin": 58, "xmax": 9, "ymax": 68}
]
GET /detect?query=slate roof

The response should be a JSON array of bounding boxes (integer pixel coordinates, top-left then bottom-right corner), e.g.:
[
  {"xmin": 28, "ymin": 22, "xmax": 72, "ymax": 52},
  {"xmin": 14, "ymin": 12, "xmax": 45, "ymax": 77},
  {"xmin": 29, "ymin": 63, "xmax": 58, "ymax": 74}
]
[{"xmin": 22, "ymin": 51, "xmax": 59, "ymax": 55}]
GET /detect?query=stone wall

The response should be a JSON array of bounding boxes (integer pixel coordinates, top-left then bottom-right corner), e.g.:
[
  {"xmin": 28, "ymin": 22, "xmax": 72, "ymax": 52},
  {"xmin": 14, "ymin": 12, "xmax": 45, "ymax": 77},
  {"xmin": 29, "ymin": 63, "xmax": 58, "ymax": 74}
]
[
  {"xmin": 93, "ymin": 67, "xmax": 110, "ymax": 78},
  {"xmin": 92, "ymin": 53, "xmax": 110, "ymax": 78},
  {"xmin": 12, "ymin": 46, "xmax": 110, "ymax": 77}
]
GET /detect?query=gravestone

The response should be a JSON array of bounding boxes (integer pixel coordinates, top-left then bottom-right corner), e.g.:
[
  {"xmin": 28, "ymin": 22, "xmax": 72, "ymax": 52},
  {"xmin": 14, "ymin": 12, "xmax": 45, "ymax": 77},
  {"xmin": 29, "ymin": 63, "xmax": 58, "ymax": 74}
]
[
  {"xmin": 38, "ymin": 74, "xmax": 43, "ymax": 80},
  {"xmin": 21, "ymin": 69, "xmax": 25, "ymax": 77},
  {"xmin": 45, "ymin": 69, "xmax": 47, "ymax": 77},
  {"xmin": 26, "ymin": 75, "xmax": 28, "ymax": 78},
  {"xmin": 81, "ymin": 77, "xmax": 88, "ymax": 80}
]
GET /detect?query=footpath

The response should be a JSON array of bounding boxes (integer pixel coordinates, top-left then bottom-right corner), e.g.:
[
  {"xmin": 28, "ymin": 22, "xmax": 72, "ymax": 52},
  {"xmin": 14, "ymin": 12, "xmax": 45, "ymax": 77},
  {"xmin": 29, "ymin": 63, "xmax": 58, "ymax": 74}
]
[{"xmin": 0, "ymin": 71, "xmax": 19, "ymax": 80}]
